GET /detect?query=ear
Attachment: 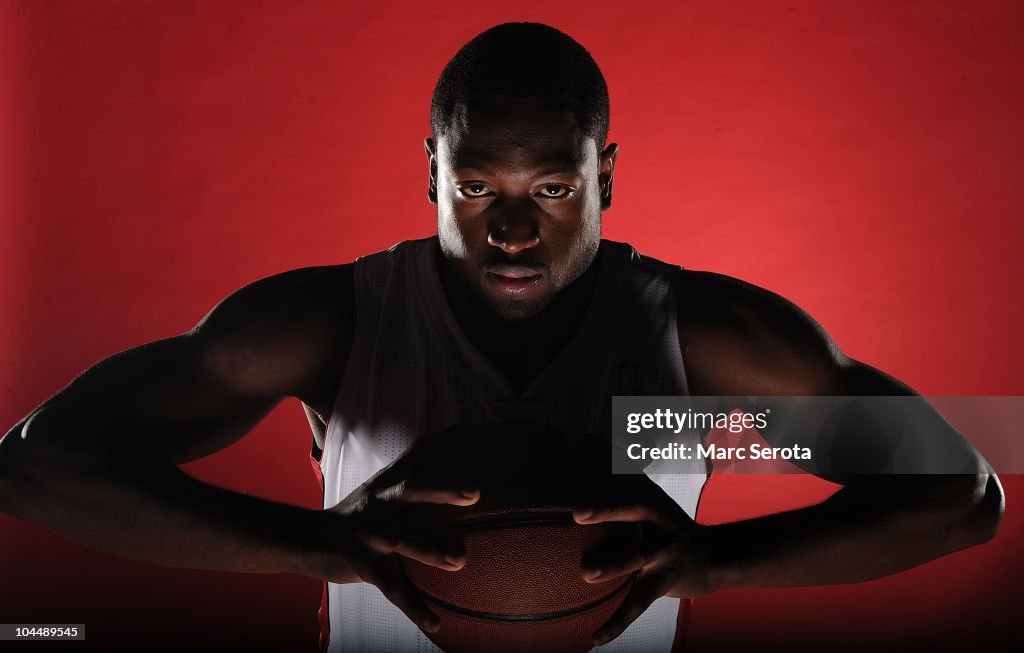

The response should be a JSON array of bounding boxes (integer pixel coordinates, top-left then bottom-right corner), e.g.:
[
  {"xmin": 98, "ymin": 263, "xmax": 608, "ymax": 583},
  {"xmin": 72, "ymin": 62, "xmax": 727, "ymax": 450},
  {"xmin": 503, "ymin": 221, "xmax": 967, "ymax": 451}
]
[
  {"xmin": 424, "ymin": 137, "xmax": 438, "ymax": 204},
  {"xmin": 599, "ymin": 143, "xmax": 619, "ymax": 210}
]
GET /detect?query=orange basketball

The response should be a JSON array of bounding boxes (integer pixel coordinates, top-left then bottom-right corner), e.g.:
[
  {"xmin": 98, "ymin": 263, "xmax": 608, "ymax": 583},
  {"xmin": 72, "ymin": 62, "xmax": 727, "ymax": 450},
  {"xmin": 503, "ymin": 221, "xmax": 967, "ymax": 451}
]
[{"xmin": 397, "ymin": 424, "xmax": 640, "ymax": 653}]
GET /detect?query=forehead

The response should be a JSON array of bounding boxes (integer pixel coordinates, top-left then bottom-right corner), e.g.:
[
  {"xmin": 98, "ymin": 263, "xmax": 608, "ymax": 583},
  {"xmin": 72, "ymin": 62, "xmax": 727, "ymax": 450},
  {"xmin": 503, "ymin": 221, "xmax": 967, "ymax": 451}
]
[{"xmin": 439, "ymin": 97, "xmax": 596, "ymax": 173}]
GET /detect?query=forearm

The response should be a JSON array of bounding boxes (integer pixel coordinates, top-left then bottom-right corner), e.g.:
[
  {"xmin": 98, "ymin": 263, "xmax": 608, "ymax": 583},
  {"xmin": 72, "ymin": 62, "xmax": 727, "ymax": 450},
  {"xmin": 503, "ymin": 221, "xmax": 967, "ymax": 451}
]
[
  {"xmin": 701, "ymin": 473, "xmax": 1003, "ymax": 592},
  {"xmin": 0, "ymin": 420, "xmax": 349, "ymax": 582}
]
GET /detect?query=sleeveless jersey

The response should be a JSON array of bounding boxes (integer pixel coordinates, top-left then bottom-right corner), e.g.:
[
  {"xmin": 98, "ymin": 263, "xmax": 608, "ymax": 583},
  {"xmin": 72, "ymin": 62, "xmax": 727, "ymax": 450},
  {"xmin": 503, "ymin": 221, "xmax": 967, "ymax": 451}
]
[{"xmin": 317, "ymin": 237, "xmax": 708, "ymax": 653}]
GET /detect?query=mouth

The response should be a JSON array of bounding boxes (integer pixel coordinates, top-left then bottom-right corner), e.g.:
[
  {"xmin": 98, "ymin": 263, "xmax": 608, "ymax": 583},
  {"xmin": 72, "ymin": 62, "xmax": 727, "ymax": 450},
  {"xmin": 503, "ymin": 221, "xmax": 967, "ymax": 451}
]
[{"xmin": 485, "ymin": 263, "xmax": 544, "ymax": 297}]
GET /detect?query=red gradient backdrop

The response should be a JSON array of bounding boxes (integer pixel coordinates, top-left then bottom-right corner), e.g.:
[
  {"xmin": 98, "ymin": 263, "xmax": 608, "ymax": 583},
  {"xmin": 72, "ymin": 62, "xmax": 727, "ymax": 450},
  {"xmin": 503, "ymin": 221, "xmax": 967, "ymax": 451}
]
[{"xmin": 2, "ymin": 1, "xmax": 1022, "ymax": 651}]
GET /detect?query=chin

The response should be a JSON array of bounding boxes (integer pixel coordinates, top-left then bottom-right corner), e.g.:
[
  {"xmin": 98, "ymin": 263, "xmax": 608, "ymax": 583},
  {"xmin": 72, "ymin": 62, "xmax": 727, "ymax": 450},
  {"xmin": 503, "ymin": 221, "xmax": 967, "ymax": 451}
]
[{"xmin": 486, "ymin": 296, "xmax": 550, "ymax": 320}]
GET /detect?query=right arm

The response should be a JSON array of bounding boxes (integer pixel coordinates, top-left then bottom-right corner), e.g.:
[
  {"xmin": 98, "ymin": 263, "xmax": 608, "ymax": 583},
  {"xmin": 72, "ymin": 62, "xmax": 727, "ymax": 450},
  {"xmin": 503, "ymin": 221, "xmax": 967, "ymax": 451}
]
[
  {"xmin": 0, "ymin": 265, "xmax": 356, "ymax": 578},
  {"xmin": 0, "ymin": 263, "xmax": 481, "ymax": 631}
]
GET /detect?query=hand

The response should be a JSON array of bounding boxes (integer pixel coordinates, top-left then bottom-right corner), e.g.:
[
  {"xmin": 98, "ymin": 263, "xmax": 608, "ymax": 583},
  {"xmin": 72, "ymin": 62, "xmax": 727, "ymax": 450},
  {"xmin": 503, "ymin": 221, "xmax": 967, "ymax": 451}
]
[
  {"xmin": 315, "ymin": 436, "xmax": 482, "ymax": 634},
  {"xmin": 572, "ymin": 480, "xmax": 715, "ymax": 646}
]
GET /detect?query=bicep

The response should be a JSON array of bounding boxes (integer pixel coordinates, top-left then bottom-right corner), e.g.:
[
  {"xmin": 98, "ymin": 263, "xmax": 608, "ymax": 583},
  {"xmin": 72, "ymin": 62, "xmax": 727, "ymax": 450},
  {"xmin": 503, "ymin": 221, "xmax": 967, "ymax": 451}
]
[
  {"xmin": 10, "ymin": 265, "xmax": 352, "ymax": 465},
  {"xmin": 750, "ymin": 342, "xmax": 988, "ymax": 482},
  {"xmin": 10, "ymin": 333, "xmax": 283, "ymax": 465},
  {"xmin": 679, "ymin": 272, "xmax": 987, "ymax": 481}
]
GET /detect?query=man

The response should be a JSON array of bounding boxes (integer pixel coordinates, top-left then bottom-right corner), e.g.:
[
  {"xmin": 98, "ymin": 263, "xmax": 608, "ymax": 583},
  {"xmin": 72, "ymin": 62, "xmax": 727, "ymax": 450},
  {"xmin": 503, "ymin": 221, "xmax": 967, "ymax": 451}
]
[{"xmin": 0, "ymin": 22, "xmax": 1004, "ymax": 653}]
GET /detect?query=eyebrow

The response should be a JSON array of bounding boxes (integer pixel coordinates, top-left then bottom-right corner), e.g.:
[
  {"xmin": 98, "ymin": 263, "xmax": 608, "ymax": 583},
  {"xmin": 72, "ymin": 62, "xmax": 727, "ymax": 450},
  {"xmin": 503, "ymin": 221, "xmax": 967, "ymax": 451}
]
[
  {"xmin": 453, "ymin": 158, "xmax": 581, "ymax": 178},
  {"xmin": 450, "ymin": 143, "xmax": 584, "ymax": 176}
]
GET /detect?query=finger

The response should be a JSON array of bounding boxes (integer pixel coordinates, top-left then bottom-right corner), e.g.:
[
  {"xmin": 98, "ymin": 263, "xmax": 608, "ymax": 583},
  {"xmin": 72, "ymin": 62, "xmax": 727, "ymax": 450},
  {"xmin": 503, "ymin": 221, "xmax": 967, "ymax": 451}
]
[
  {"xmin": 365, "ymin": 534, "xmax": 466, "ymax": 571},
  {"xmin": 581, "ymin": 549, "xmax": 644, "ymax": 583},
  {"xmin": 573, "ymin": 503, "xmax": 677, "ymax": 529},
  {"xmin": 371, "ymin": 479, "xmax": 480, "ymax": 506},
  {"xmin": 397, "ymin": 484, "xmax": 480, "ymax": 506},
  {"xmin": 365, "ymin": 558, "xmax": 442, "ymax": 634},
  {"xmin": 592, "ymin": 570, "xmax": 676, "ymax": 646},
  {"xmin": 581, "ymin": 538, "xmax": 662, "ymax": 583}
]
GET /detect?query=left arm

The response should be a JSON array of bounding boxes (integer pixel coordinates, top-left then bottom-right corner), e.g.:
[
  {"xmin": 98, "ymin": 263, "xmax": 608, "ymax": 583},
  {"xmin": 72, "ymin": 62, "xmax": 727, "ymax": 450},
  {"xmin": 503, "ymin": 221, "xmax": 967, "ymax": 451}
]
[
  {"xmin": 699, "ymin": 357, "xmax": 1003, "ymax": 594},
  {"xmin": 576, "ymin": 271, "xmax": 1004, "ymax": 645}
]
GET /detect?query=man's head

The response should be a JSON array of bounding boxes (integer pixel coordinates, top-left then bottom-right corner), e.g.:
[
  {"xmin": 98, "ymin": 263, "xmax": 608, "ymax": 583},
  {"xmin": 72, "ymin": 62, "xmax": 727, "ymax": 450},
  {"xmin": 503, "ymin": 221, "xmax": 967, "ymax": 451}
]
[{"xmin": 426, "ymin": 23, "xmax": 618, "ymax": 319}]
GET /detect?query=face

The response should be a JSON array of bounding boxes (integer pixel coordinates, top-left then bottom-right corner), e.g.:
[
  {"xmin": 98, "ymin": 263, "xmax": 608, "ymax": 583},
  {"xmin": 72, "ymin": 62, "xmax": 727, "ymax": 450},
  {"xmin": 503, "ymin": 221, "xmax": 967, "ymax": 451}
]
[{"xmin": 425, "ymin": 98, "xmax": 618, "ymax": 319}]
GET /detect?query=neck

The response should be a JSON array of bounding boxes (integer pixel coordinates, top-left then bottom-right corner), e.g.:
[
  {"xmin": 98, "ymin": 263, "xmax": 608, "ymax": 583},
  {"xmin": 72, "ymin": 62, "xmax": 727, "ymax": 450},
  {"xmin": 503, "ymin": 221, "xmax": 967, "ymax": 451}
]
[{"xmin": 436, "ymin": 246, "xmax": 604, "ymax": 395}]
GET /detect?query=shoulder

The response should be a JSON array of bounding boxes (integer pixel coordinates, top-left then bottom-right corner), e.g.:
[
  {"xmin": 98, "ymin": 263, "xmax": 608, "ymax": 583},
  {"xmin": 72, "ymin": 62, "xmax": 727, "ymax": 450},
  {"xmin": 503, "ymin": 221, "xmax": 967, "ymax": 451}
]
[
  {"xmin": 193, "ymin": 264, "xmax": 353, "ymax": 337},
  {"xmin": 191, "ymin": 264, "xmax": 356, "ymax": 411},
  {"xmin": 677, "ymin": 270, "xmax": 848, "ymax": 396}
]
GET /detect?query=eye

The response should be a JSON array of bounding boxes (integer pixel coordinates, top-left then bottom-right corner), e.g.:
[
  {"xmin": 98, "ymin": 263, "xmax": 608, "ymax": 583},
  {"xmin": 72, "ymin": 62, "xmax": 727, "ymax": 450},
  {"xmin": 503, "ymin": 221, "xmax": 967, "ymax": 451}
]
[
  {"xmin": 458, "ymin": 182, "xmax": 492, "ymax": 198},
  {"xmin": 537, "ymin": 184, "xmax": 573, "ymax": 199}
]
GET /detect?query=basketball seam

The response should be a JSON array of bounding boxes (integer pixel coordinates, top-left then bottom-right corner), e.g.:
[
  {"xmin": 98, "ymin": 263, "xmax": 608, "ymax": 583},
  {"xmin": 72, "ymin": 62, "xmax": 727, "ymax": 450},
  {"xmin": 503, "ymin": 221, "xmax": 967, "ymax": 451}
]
[
  {"xmin": 419, "ymin": 572, "xmax": 637, "ymax": 622},
  {"xmin": 457, "ymin": 511, "xmax": 575, "ymax": 532}
]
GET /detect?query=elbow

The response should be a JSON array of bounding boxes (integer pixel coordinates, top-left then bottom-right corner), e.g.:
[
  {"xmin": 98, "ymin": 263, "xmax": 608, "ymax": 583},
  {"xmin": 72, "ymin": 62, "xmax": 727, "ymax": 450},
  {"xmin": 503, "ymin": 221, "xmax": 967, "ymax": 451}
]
[
  {"xmin": 0, "ymin": 408, "xmax": 69, "ymax": 515},
  {"xmin": 968, "ymin": 473, "xmax": 1004, "ymax": 546},
  {"xmin": 944, "ymin": 472, "xmax": 1004, "ymax": 549},
  {"xmin": 0, "ymin": 417, "xmax": 34, "ymax": 514}
]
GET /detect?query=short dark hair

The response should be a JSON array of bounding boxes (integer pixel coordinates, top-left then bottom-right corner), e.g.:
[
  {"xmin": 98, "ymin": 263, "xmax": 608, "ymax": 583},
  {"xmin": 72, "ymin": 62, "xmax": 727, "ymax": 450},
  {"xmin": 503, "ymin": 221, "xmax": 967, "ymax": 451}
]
[{"xmin": 430, "ymin": 23, "xmax": 610, "ymax": 148}]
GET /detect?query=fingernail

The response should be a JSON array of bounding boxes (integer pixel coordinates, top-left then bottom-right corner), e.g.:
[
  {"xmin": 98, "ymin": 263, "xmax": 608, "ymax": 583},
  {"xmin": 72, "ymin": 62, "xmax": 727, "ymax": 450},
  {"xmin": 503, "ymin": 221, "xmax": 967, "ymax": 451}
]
[
  {"xmin": 423, "ymin": 616, "xmax": 441, "ymax": 633},
  {"xmin": 582, "ymin": 568, "xmax": 603, "ymax": 581},
  {"xmin": 459, "ymin": 487, "xmax": 478, "ymax": 498},
  {"xmin": 444, "ymin": 554, "xmax": 465, "ymax": 569},
  {"xmin": 574, "ymin": 508, "xmax": 594, "ymax": 522}
]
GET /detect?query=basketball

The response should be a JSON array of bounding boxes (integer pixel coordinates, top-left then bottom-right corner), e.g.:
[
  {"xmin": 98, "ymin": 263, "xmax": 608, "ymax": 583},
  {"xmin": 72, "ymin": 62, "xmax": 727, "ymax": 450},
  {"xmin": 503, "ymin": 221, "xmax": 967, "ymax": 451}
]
[{"xmin": 397, "ymin": 424, "xmax": 642, "ymax": 653}]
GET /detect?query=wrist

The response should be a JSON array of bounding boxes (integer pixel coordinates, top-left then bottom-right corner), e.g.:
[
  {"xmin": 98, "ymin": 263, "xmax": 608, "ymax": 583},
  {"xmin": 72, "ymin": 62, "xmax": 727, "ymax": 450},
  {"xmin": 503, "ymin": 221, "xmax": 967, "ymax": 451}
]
[
  {"xmin": 282, "ymin": 508, "xmax": 362, "ymax": 583},
  {"xmin": 698, "ymin": 524, "xmax": 743, "ymax": 593},
  {"xmin": 271, "ymin": 507, "xmax": 340, "ymax": 579}
]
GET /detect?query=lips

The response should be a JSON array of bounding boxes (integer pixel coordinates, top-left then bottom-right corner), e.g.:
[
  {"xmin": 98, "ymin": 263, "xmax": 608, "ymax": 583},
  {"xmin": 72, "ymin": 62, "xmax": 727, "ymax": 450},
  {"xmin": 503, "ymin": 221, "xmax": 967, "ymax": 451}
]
[
  {"xmin": 485, "ymin": 263, "xmax": 544, "ymax": 297},
  {"xmin": 487, "ymin": 263, "xmax": 543, "ymax": 279}
]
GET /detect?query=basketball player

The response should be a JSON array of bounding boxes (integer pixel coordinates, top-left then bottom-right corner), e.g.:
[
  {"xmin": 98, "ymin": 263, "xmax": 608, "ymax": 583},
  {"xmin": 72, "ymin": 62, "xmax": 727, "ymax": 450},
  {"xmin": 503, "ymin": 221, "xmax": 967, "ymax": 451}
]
[{"xmin": 0, "ymin": 23, "xmax": 1003, "ymax": 653}]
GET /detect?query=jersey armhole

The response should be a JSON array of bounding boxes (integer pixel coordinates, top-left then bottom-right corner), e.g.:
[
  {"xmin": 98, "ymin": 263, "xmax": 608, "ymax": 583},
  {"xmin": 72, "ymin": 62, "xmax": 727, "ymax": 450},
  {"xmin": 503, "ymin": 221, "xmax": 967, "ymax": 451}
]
[{"xmin": 311, "ymin": 262, "xmax": 358, "ymax": 465}]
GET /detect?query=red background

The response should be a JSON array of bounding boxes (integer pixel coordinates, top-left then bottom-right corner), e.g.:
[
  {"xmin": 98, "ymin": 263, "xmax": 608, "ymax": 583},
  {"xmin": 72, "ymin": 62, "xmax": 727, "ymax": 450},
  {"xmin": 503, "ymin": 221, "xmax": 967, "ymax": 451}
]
[{"xmin": 2, "ymin": 1, "xmax": 1022, "ymax": 650}]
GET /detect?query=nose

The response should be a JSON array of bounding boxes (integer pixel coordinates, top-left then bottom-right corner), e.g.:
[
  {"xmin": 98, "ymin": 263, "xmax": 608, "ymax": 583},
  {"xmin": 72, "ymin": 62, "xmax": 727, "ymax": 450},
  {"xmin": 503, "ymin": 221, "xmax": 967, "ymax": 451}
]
[{"xmin": 487, "ymin": 220, "xmax": 540, "ymax": 255}]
